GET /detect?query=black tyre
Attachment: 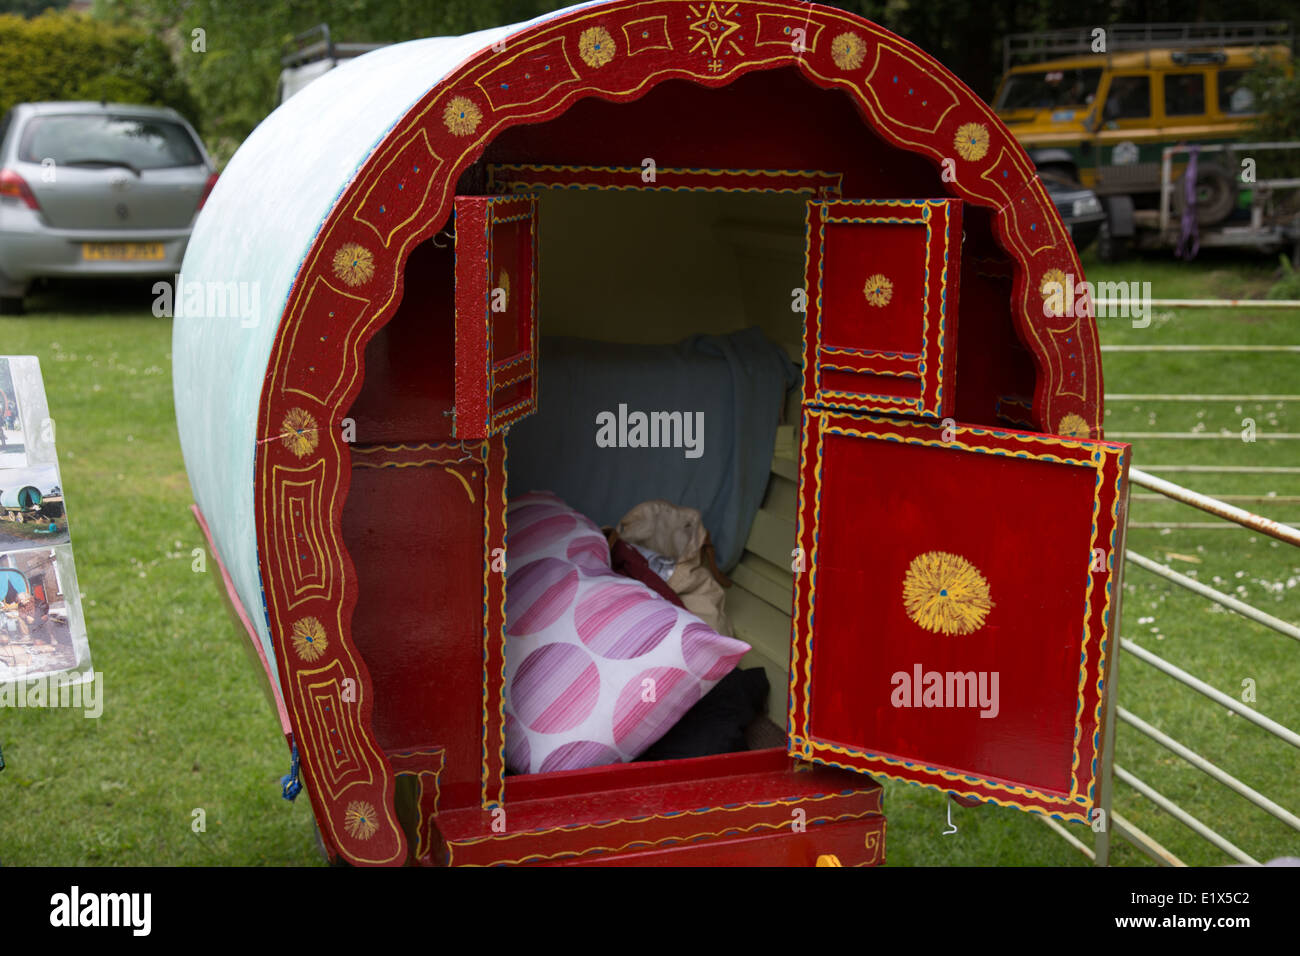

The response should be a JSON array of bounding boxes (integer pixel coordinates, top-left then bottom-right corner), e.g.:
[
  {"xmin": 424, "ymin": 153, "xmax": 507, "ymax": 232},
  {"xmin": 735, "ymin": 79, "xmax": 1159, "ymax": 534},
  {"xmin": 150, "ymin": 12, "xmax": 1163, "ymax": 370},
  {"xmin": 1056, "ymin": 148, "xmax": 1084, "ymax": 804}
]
[
  {"xmin": 1097, "ymin": 219, "xmax": 1131, "ymax": 263},
  {"xmin": 1173, "ymin": 162, "xmax": 1236, "ymax": 226}
]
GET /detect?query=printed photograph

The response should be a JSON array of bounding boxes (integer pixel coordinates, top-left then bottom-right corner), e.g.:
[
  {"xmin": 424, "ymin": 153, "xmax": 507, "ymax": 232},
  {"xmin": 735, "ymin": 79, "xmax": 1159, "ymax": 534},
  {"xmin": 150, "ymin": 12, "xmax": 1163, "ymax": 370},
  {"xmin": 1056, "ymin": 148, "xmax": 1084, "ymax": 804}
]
[
  {"xmin": 0, "ymin": 357, "xmax": 27, "ymax": 469},
  {"xmin": 0, "ymin": 463, "xmax": 68, "ymax": 549},
  {"xmin": 0, "ymin": 548, "xmax": 79, "ymax": 683}
]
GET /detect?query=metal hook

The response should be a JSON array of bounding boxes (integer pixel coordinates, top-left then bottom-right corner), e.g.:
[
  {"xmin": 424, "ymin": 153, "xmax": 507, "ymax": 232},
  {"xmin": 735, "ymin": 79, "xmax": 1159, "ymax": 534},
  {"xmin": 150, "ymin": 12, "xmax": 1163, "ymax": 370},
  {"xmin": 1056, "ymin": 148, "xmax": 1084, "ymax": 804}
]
[
  {"xmin": 943, "ymin": 796, "xmax": 958, "ymax": 836},
  {"xmin": 430, "ymin": 228, "xmax": 454, "ymax": 249}
]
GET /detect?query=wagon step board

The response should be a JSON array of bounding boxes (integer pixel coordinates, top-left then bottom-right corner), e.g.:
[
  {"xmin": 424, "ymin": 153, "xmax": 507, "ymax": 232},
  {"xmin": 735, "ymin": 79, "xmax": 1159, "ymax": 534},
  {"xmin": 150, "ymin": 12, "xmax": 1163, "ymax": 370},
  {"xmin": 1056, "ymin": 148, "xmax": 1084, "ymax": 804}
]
[{"xmin": 432, "ymin": 749, "xmax": 884, "ymax": 867}]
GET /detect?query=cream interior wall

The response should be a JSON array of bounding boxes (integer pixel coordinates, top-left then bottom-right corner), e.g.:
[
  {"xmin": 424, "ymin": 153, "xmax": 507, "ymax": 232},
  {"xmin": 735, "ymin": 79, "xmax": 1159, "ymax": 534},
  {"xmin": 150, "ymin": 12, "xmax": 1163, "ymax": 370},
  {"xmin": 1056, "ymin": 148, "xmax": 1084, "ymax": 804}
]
[{"xmin": 533, "ymin": 188, "xmax": 806, "ymax": 350}]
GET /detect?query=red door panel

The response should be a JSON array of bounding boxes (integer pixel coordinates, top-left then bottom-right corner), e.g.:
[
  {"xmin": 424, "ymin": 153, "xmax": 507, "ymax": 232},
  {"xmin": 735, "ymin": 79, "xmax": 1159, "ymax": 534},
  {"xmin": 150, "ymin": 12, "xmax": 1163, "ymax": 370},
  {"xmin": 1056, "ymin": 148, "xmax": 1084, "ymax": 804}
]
[
  {"xmin": 453, "ymin": 194, "xmax": 538, "ymax": 438},
  {"xmin": 788, "ymin": 408, "xmax": 1129, "ymax": 821},
  {"xmin": 803, "ymin": 198, "xmax": 961, "ymax": 420}
]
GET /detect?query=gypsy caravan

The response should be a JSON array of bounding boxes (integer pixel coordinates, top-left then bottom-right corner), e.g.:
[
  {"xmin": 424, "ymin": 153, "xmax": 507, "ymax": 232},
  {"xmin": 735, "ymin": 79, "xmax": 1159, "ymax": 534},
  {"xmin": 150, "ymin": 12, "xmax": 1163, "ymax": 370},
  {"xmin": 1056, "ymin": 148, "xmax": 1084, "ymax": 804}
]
[{"xmin": 174, "ymin": 0, "xmax": 1131, "ymax": 866}]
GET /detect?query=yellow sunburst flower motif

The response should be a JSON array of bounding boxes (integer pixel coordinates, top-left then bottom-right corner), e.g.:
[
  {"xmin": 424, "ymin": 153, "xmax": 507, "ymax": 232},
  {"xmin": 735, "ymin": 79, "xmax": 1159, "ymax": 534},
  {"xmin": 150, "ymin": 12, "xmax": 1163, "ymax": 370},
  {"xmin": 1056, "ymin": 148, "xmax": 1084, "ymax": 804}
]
[
  {"xmin": 831, "ymin": 32, "xmax": 866, "ymax": 70},
  {"xmin": 443, "ymin": 96, "xmax": 482, "ymax": 136},
  {"xmin": 902, "ymin": 551, "xmax": 994, "ymax": 636},
  {"xmin": 281, "ymin": 407, "xmax": 318, "ymax": 458},
  {"xmin": 953, "ymin": 122, "xmax": 990, "ymax": 162},
  {"xmin": 291, "ymin": 616, "xmax": 328, "ymax": 662},
  {"xmin": 344, "ymin": 801, "xmax": 379, "ymax": 841},
  {"xmin": 862, "ymin": 273, "xmax": 893, "ymax": 307},
  {"xmin": 332, "ymin": 243, "xmax": 374, "ymax": 287},
  {"xmin": 1040, "ymin": 267, "xmax": 1068, "ymax": 316},
  {"xmin": 579, "ymin": 26, "xmax": 616, "ymax": 67},
  {"xmin": 1057, "ymin": 412, "xmax": 1091, "ymax": 438}
]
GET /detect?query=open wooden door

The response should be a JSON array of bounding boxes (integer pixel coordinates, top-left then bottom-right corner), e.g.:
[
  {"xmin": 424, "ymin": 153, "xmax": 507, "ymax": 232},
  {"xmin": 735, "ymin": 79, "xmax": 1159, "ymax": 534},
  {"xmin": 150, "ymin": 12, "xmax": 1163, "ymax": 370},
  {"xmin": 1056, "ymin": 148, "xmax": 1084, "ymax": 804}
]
[
  {"xmin": 452, "ymin": 193, "xmax": 538, "ymax": 438},
  {"xmin": 792, "ymin": 198, "xmax": 1130, "ymax": 823},
  {"xmin": 803, "ymin": 198, "xmax": 960, "ymax": 420}
]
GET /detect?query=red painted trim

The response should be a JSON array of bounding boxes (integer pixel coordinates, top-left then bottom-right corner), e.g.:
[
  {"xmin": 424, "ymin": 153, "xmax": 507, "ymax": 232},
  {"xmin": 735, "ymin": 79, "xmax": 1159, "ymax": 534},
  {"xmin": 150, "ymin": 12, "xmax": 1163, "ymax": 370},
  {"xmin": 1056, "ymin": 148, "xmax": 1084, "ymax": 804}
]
[{"xmin": 488, "ymin": 162, "xmax": 845, "ymax": 196}]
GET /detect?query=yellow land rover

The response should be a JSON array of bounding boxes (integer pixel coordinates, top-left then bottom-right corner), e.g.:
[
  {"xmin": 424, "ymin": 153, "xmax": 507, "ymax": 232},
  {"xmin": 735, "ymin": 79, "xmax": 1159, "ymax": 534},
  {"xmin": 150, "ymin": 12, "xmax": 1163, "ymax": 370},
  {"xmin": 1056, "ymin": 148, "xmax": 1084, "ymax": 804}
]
[{"xmin": 994, "ymin": 22, "xmax": 1292, "ymax": 258}]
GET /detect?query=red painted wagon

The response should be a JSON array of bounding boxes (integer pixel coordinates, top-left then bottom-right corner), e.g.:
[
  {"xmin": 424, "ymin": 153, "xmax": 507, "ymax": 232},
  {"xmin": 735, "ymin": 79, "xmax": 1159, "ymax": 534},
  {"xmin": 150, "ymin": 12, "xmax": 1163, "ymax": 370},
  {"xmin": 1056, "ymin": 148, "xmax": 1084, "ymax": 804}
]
[{"xmin": 174, "ymin": 0, "xmax": 1131, "ymax": 866}]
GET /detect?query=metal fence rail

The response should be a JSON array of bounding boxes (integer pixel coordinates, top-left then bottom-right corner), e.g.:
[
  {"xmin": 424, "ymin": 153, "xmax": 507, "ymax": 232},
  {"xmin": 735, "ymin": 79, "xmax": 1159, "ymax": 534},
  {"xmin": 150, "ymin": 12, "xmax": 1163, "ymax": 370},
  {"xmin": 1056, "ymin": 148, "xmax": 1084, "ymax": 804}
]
[{"xmin": 1041, "ymin": 467, "xmax": 1300, "ymax": 866}]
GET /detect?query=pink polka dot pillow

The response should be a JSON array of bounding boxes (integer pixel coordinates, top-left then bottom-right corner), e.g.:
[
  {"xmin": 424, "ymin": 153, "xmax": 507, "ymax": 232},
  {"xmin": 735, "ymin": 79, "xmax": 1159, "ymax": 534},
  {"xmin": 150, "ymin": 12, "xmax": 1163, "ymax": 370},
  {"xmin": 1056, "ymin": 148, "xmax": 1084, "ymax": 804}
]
[{"xmin": 504, "ymin": 492, "xmax": 750, "ymax": 774}]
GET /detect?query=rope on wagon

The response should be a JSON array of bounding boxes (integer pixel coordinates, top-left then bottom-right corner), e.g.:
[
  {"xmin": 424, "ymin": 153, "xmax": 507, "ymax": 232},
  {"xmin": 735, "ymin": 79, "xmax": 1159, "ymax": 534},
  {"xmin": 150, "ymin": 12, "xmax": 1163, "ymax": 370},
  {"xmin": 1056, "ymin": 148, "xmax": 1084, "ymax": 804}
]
[{"xmin": 281, "ymin": 741, "xmax": 302, "ymax": 801}]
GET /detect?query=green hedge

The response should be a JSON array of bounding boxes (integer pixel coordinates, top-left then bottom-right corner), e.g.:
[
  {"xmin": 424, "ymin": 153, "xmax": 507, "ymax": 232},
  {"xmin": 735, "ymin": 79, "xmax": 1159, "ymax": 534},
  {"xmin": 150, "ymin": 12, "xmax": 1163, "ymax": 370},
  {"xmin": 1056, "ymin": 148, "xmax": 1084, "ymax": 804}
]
[{"xmin": 0, "ymin": 10, "xmax": 199, "ymax": 126}]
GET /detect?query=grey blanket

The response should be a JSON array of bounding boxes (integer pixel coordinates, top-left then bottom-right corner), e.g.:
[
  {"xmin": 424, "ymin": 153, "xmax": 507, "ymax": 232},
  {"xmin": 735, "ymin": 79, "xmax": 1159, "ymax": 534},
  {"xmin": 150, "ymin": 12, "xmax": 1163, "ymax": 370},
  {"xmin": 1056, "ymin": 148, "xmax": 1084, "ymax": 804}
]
[{"xmin": 506, "ymin": 327, "xmax": 797, "ymax": 570}]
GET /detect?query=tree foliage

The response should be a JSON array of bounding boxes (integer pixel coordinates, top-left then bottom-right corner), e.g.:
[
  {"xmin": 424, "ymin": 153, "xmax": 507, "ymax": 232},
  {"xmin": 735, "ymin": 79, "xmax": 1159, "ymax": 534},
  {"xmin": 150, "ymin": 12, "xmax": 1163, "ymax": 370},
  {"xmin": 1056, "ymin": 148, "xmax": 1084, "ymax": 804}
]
[
  {"xmin": 90, "ymin": 0, "xmax": 574, "ymax": 164},
  {"xmin": 0, "ymin": 9, "xmax": 198, "ymax": 122},
  {"xmin": 75, "ymin": 0, "xmax": 1300, "ymax": 164}
]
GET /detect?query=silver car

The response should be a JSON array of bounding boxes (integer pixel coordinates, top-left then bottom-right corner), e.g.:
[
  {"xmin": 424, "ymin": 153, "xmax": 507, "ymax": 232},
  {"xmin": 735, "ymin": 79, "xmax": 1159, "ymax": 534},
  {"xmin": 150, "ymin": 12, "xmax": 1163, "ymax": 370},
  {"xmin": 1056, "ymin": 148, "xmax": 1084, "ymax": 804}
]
[{"xmin": 0, "ymin": 102, "xmax": 215, "ymax": 314}]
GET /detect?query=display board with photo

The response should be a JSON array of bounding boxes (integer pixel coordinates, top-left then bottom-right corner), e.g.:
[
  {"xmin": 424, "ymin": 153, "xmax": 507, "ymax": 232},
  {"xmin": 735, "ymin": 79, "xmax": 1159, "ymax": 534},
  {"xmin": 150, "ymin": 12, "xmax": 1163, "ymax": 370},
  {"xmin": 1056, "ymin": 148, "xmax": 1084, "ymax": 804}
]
[{"xmin": 0, "ymin": 357, "xmax": 90, "ymax": 686}]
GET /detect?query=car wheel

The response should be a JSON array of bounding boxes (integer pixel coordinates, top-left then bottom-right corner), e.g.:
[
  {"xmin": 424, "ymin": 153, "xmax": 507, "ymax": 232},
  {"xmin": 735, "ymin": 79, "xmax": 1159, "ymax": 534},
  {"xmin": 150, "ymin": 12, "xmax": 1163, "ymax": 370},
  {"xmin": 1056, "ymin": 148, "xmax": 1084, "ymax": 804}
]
[
  {"xmin": 1173, "ymin": 163, "xmax": 1236, "ymax": 226},
  {"xmin": 0, "ymin": 296, "xmax": 24, "ymax": 316},
  {"xmin": 1072, "ymin": 221, "xmax": 1101, "ymax": 252},
  {"xmin": 1097, "ymin": 219, "xmax": 1131, "ymax": 263}
]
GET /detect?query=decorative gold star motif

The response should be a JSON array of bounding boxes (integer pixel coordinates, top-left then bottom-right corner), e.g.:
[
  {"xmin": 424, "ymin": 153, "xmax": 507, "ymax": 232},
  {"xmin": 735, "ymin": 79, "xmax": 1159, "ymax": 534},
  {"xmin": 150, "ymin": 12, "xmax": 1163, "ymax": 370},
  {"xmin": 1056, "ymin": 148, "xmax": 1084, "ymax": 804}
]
[
  {"xmin": 862, "ymin": 273, "xmax": 893, "ymax": 308},
  {"xmin": 1040, "ymin": 268, "xmax": 1069, "ymax": 316},
  {"xmin": 578, "ymin": 26, "xmax": 616, "ymax": 67},
  {"xmin": 831, "ymin": 32, "xmax": 865, "ymax": 71},
  {"xmin": 291, "ymin": 616, "xmax": 328, "ymax": 662},
  {"xmin": 953, "ymin": 122, "xmax": 990, "ymax": 162},
  {"xmin": 344, "ymin": 801, "xmax": 379, "ymax": 841},
  {"xmin": 331, "ymin": 242, "xmax": 374, "ymax": 287},
  {"xmin": 902, "ymin": 551, "xmax": 994, "ymax": 636},
  {"xmin": 1057, "ymin": 412, "xmax": 1091, "ymax": 438},
  {"xmin": 442, "ymin": 96, "xmax": 482, "ymax": 136},
  {"xmin": 281, "ymin": 407, "xmax": 319, "ymax": 458},
  {"xmin": 687, "ymin": 2, "xmax": 742, "ymax": 60}
]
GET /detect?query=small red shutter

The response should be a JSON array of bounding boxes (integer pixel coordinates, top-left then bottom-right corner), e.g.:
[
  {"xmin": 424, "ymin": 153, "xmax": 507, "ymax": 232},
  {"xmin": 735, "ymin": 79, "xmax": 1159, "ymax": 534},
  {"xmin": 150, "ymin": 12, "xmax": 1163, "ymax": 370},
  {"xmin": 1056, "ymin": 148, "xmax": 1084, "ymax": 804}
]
[
  {"xmin": 802, "ymin": 198, "xmax": 961, "ymax": 421},
  {"xmin": 452, "ymin": 194, "xmax": 538, "ymax": 438},
  {"xmin": 788, "ymin": 409, "xmax": 1129, "ymax": 822}
]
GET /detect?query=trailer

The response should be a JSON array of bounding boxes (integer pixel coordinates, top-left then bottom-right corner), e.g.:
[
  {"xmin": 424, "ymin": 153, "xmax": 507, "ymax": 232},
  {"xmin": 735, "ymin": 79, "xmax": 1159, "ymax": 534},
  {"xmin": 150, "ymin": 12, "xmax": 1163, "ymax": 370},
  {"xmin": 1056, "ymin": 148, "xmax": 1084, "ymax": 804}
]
[{"xmin": 175, "ymin": 0, "xmax": 1131, "ymax": 867}]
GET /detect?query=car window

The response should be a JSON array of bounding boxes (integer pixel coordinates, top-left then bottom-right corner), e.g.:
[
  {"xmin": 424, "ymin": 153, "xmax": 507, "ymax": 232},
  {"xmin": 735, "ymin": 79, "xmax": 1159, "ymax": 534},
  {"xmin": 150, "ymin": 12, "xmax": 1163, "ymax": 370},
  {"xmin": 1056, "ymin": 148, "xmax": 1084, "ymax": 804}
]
[
  {"xmin": 1217, "ymin": 69, "xmax": 1256, "ymax": 114},
  {"xmin": 18, "ymin": 114, "xmax": 203, "ymax": 170},
  {"xmin": 996, "ymin": 68, "xmax": 1102, "ymax": 110},
  {"xmin": 1104, "ymin": 76, "xmax": 1151, "ymax": 120},
  {"xmin": 1163, "ymin": 73, "xmax": 1205, "ymax": 116}
]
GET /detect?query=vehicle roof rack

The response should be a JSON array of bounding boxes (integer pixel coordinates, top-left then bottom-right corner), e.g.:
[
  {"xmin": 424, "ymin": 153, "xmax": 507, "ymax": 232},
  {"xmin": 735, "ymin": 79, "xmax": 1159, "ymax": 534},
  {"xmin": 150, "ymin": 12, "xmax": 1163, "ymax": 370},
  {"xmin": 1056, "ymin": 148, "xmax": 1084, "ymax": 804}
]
[
  {"xmin": 281, "ymin": 23, "xmax": 386, "ymax": 69},
  {"xmin": 1003, "ymin": 21, "xmax": 1292, "ymax": 74}
]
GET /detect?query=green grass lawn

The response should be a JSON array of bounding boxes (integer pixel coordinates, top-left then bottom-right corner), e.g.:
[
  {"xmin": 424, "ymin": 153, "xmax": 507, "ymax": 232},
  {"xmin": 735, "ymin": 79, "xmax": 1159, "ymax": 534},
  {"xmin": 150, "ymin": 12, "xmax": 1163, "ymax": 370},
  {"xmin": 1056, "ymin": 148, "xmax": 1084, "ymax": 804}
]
[
  {"xmin": 0, "ymin": 281, "xmax": 319, "ymax": 866},
  {"xmin": 0, "ymin": 249, "xmax": 1296, "ymax": 867}
]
